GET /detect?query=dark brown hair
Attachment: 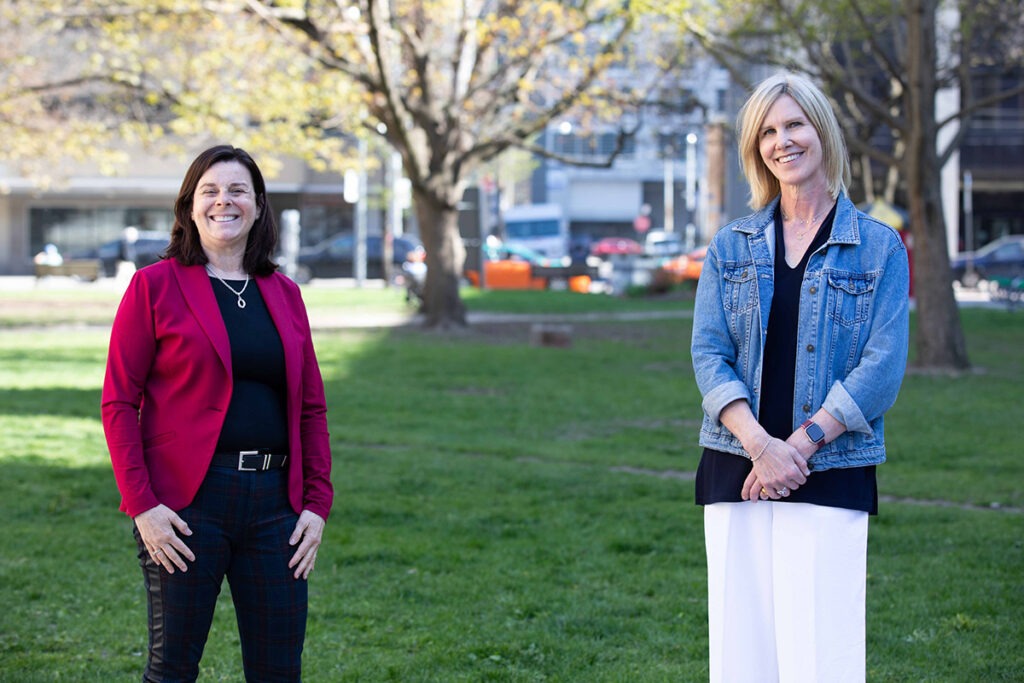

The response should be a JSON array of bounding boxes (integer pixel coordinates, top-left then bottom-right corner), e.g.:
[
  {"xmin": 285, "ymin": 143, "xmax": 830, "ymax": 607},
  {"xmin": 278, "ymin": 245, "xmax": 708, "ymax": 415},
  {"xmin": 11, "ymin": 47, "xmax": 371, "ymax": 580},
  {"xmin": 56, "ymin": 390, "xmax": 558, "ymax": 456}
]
[{"xmin": 165, "ymin": 145, "xmax": 278, "ymax": 275}]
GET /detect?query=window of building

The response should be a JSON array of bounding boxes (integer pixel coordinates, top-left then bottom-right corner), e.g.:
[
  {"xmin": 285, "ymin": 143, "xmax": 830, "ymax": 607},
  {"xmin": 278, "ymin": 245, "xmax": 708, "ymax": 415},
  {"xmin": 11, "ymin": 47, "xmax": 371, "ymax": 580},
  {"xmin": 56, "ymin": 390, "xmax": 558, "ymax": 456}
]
[
  {"xmin": 29, "ymin": 207, "xmax": 172, "ymax": 257},
  {"xmin": 553, "ymin": 130, "xmax": 635, "ymax": 160}
]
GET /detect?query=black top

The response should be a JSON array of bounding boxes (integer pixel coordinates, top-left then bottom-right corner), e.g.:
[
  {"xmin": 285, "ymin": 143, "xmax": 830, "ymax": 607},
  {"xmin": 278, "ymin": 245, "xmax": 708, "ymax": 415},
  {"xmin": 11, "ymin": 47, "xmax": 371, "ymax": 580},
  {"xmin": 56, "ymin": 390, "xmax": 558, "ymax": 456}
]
[
  {"xmin": 695, "ymin": 205, "xmax": 878, "ymax": 514},
  {"xmin": 209, "ymin": 277, "xmax": 290, "ymax": 454}
]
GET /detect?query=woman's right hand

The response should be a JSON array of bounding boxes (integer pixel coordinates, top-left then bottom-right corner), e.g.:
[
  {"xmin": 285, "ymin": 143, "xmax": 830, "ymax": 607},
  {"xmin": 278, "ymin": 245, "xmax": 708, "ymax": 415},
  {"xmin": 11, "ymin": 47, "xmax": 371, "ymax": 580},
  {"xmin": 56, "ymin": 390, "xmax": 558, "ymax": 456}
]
[
  {"xmin": 741, "ymin": 437, "xmax": 811, "ymax": 502},
  {"xmin": 134, "ymin": 504, "xmax": 195, "ymax": 573}
]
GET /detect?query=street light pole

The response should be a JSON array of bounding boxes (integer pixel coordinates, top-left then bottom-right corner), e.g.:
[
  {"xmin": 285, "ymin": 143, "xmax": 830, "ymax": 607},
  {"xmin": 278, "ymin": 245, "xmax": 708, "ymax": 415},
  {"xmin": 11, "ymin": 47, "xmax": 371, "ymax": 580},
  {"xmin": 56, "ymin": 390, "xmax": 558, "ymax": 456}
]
[
  {"xmin": 663, "ymin": 145, "xmax": 675, "ymax": 234},
  {"xmin": 963, "ymin": 170, "xmax": 974, "ymax": 281},
  {"xmin": 343, "ymin": 137, "xmax": 369, "ymax": 287},
  {"xmin": 685, "ymin": 132, "xmax": 698, "ymax": 250},
  {"xmin": 390, "ymin": 151, "xmax": 403, "ymax": 238},
  {"xmin": 355, "ymin": 137, "xmax": 368, "ymax": 286}
]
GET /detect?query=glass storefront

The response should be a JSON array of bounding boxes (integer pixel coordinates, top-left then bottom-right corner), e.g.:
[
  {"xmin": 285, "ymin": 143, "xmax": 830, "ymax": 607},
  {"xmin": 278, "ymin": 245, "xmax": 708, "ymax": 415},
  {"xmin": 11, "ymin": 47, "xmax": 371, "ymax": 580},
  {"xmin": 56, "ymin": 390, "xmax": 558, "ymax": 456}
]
[
  {"xmin": 29, "ymin": 207, "xmax": 173, "ymax": 258},
  {"xmin": 16, "ymin": 192, "xmax": 373, "ymax": 273}
]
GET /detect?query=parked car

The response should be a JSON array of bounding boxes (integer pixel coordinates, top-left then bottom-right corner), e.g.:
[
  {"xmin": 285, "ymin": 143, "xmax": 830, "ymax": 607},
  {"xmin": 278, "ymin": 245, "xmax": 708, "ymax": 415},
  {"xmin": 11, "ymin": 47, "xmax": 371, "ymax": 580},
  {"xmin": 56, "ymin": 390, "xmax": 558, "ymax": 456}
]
[
  {"xmin": 461, "ymin": 238, "xmax": 597, "ymax": 288},
  {"xmin": 295, "ymin": 233, "xmax": 424, "ymax": 282},
  {"xmin": 644, "ymin": 230, "xmax": 685, "ymax": 257},
  {"xmin": 591, "ymin": 236, "xmax": 644, "ymax": 257},
  {"xmin": 950, "ymin": 235, "xmax": 1024, "ymax": 288},
  {"xmin": 484, "ymin": 241, "xmax": 570, "ymax": 268},
  {"xmin": 657, "ymin": 246, "xmax": 707, "ymax": 284},
  {"xmin": 486, "ymin": 240, "xmax": 599, "ymax": 278},
  {"xmin": 87, "ymin": 230, "xmax": 170, "ymax": 277}
]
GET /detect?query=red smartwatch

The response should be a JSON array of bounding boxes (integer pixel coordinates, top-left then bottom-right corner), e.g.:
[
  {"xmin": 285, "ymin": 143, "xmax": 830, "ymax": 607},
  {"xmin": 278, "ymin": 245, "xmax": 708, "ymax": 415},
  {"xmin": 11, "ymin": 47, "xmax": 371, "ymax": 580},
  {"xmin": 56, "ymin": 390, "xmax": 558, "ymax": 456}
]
[{"xmin": 801, "ymin": 419, "xmax": 826, "ymax": 448}]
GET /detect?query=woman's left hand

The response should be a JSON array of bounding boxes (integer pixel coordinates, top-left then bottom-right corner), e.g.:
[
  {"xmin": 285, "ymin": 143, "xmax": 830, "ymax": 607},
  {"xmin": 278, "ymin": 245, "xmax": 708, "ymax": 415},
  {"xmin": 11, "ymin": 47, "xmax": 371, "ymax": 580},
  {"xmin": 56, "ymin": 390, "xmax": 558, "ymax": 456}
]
[
  {"xmin": 741, "ymin": 437, "xmax": 810, "ymax": 501},
  {"xmin": 743, "ymin": 471, "xmax": 781, "ymax": 501},
  {"xmin": 288, "ymin": 510, "xmax": 325, "ymax": 580}
]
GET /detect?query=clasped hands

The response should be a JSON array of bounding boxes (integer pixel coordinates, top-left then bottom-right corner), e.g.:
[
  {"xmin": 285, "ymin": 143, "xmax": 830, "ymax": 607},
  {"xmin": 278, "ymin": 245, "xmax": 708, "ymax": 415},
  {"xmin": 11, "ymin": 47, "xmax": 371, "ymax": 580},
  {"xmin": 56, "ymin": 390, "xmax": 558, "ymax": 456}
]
[
  {"xmin": 741, "ymin": 429, "xmax": 815, "ymax": 502},
  {"xmin": 134, "ymin": 504, "xmax": 325, "ymax": 579}
]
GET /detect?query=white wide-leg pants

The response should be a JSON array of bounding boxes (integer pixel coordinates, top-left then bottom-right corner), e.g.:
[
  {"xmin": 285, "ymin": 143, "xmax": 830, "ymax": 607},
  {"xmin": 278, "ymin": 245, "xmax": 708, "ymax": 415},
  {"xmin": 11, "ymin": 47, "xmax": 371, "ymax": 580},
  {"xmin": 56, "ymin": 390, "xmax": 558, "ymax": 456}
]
[{"xmin": 704, "ymin": 501, "xmax": 869, "ymax": 683}]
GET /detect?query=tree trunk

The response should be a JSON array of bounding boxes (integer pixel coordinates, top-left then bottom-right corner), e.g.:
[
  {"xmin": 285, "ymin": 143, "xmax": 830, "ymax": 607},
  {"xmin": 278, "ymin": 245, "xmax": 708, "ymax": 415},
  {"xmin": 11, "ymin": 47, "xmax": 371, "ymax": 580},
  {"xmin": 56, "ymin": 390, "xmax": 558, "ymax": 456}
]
[
  {"xmin": 905, "ymin": 0, "xmax": 970, "ymax": 370},
  {"xmin": 414, "ymin": 189, "xmax": 468, "ymax": 328}
]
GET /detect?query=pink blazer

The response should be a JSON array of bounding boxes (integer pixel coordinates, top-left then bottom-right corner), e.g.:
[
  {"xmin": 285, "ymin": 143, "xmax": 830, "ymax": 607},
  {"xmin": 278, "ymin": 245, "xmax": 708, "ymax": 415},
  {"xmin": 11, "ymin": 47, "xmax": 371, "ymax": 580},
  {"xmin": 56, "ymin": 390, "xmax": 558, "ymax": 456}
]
[{"xmin": 102, "ymin": 258, "xmax": 333, "ymax": 520}]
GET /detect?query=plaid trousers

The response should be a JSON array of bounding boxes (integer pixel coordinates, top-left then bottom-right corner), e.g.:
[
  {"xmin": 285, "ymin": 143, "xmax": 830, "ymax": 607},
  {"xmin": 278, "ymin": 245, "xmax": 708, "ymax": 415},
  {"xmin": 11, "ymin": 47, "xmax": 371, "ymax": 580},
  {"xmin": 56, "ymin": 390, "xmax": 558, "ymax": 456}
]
[{"xmin": 134, "ymin": 465, "xmax": 306, "ymax": 682}]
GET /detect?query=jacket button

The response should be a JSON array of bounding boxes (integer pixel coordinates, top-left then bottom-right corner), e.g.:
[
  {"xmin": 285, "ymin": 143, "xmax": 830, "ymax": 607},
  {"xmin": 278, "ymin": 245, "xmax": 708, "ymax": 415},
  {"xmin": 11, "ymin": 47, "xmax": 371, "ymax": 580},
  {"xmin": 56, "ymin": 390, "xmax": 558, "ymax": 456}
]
[
  {"xmin": 806, "ymin": 344, "xmax": 815, "ymax": 352},
  {"xmin": 809, "ymin": 286, "xmax": 817, "ymax": 294},
  {"xmin": 803, "ymin": 404, "xmax": 812, "ymax": 413}
]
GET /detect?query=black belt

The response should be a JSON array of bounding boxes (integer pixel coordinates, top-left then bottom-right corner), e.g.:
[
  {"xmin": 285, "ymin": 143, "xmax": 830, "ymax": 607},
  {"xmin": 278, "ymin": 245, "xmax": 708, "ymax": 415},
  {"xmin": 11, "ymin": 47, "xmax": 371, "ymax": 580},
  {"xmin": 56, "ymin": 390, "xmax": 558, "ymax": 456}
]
[{"xmin": 211, "ymin": 450, "xmax": 288, "ymax": 472}]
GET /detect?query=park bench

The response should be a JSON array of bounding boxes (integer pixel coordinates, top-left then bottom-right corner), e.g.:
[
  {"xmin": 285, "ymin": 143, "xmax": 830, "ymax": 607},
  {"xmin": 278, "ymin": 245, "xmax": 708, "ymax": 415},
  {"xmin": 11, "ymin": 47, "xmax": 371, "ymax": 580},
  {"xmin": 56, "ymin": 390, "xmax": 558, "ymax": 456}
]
[{"xmin": 34, "ymin": 259, "xmax": 102, "ymax": 282}]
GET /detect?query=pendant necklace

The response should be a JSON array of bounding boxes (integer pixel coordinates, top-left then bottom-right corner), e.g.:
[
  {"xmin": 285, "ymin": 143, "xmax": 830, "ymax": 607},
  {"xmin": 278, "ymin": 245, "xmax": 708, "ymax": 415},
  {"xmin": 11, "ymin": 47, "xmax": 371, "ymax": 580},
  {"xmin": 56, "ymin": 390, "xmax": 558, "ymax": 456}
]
[
  {"xmin": 792, "ymin": 223, "xmax": 816, "ymax": 241},
  {"xmin": 206, "ymin": 265, "xmax": 249, "ymax": 309},
  {"xmin": 782, "ymin": 206, "xmax": 830, "ymax": 241}
]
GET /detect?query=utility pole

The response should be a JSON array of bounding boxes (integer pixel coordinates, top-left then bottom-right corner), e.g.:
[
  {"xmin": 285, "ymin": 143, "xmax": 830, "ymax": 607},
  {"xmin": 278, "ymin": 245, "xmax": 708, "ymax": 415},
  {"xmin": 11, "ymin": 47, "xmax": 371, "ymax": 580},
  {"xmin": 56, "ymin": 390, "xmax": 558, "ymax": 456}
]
[{"xmin": 663, "ymin": 144, "xmax": 675, "ymax": 234}]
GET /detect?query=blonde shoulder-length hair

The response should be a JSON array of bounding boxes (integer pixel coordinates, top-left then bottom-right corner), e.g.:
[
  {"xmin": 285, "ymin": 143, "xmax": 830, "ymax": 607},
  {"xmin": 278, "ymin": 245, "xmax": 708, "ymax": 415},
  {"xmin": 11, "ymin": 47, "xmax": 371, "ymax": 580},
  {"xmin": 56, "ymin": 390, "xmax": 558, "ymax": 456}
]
[{"xmin": 737, "ymin": 72, "xmax": 852, "ymax": 210}]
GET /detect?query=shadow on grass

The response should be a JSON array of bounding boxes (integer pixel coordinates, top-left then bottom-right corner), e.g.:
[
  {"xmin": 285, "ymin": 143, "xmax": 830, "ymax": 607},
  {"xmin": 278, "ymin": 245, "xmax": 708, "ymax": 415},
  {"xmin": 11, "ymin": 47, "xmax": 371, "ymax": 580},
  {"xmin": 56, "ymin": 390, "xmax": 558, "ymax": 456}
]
[{"xmin": 1, "ymin": 316, "xmax": 715, "ymax": 681}]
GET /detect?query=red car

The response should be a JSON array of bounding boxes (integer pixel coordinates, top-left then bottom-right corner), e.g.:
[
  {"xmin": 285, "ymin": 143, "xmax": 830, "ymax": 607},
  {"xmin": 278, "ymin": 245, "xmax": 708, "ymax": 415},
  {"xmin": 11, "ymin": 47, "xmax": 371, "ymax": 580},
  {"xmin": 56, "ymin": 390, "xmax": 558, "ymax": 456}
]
[{"xmin": 591, "ymin": 237, "xmax": 644, "ymax": 257}]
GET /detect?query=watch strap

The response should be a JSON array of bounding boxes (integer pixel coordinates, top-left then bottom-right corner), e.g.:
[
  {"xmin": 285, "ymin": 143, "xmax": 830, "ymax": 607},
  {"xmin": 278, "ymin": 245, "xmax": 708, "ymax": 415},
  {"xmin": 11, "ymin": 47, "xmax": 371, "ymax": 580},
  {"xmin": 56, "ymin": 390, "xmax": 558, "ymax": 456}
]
[{"xmin": 801, "ymin": 419, "xmax": 826, "ymax": 447}]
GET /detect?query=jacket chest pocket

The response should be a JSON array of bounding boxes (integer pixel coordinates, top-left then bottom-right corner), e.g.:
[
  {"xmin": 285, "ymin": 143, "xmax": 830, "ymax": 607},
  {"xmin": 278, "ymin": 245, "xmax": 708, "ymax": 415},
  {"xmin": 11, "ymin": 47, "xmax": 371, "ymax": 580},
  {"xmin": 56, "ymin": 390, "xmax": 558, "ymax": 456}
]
[
  {"xmin": 722, "ymin": 264, "xmax": 758, "ymax": 314},
  {"xmin": 826, "ymin": 272, "xmax": 876, "ymax": 326}
]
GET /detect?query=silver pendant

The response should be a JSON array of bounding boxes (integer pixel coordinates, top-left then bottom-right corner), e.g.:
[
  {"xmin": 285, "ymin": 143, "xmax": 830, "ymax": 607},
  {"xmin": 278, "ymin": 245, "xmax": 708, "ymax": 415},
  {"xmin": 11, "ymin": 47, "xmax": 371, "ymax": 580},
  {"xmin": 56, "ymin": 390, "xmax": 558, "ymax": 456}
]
[{"xmin": 237, "ymin": 296, "xmax": 246, "ymax": 309}]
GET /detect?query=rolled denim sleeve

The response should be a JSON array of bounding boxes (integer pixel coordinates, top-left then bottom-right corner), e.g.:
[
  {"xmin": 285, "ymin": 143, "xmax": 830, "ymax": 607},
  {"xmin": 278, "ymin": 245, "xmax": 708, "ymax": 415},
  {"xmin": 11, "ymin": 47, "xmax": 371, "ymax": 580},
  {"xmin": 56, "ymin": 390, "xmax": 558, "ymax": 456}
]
[
  {"xmin": 691, "ymin": 243, "xmax": 753, "ymax": 424},
  {"xmin": 823, "ymin": 235, "xmax": 910, "ymax": 433}
]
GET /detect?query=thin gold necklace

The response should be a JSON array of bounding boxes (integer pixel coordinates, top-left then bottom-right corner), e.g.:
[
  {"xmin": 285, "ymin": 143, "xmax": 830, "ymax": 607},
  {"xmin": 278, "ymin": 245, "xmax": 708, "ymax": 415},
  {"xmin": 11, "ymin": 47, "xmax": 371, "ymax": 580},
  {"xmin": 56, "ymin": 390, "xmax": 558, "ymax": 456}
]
[
  {"xmin": 782, "ymin": 206, "xmax": 831, "ymax": 241},
  {"xmin": 205, "ymin": 265, "xmax": 250, "ymax": 309}
]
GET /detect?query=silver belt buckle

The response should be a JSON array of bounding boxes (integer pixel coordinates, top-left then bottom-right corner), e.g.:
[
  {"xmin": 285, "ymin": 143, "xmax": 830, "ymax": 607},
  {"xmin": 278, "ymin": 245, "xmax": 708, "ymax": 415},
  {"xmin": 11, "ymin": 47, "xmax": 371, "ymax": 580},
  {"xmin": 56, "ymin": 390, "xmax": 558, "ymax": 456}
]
[{"xmin": 238, "ymin": 450, "xmax": 259, "ymax": 471}]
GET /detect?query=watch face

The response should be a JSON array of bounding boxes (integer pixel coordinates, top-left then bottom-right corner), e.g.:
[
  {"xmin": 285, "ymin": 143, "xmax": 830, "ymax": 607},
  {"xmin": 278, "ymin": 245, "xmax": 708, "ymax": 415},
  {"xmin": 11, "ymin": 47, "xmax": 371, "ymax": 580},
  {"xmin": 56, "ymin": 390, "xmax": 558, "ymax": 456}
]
[{"xmin": 804, "ymin": 421, "xmax": 826, "ymax": 444}]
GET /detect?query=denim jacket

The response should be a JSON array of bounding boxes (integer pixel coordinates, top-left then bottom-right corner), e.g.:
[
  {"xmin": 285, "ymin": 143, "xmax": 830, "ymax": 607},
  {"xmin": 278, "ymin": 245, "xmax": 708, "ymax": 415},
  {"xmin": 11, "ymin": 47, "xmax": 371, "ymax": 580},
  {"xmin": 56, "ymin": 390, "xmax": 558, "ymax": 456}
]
[{"xmin": 691, "ymin": 194, "xmax": 909, "ymax": 471}]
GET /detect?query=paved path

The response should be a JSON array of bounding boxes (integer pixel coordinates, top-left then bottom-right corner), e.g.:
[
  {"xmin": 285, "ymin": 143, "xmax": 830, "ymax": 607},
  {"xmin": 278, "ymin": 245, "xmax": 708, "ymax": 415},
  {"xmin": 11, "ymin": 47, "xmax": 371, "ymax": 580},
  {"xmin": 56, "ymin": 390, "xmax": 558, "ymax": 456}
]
[
  {"xmin": 2, "ymin": 275, "xmax": 1008, "ymax": 332},
  {"xmin": 308, "ymin": 307, "xmax": 693, "ymax": 330}
]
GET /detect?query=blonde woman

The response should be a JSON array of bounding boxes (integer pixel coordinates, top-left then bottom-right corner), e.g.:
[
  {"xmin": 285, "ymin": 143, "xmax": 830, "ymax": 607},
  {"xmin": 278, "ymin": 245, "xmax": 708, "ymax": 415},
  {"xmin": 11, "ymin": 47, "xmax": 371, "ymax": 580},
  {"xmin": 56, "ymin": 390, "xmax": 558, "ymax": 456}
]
[{"xmin": 691, "ymin": 73, "xmax": 909, "ymax": 682}]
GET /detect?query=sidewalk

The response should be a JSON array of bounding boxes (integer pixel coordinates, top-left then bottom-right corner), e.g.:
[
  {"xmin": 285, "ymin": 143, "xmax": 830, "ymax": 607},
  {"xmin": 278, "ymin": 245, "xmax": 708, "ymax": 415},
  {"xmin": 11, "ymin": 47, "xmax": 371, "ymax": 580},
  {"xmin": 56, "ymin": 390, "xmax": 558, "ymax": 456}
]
[
  {"xmin": 308, "ymin": 307, "xmax": 695, "ymax": 329},
  {"xmin": 2, "ymin": 275, "xmax": 694, "ymax": 329}
]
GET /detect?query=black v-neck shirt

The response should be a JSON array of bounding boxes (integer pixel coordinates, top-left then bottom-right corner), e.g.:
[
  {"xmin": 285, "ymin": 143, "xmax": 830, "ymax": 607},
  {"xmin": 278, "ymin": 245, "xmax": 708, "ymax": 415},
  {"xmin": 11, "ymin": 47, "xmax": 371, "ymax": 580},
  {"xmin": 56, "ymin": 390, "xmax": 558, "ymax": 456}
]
[
  {"xmin": 209, "ymin": 277, "xmax": 290, "ymax": 454},
  {"xmin": 695, "ymin": 206, "xmax": 878, "ymax": 514}
]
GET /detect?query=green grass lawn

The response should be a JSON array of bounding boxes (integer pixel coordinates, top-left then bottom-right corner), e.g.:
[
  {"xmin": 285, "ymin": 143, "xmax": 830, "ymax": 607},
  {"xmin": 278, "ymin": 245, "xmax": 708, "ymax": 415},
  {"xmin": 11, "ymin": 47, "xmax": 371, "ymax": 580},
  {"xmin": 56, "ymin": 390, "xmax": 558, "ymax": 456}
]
[
  {"xmin": 0, "ymin": 287, "xmax": 1021, "ymax": 681},
  {"xmin": 0, "ymin": 282, "xmax": 687, "ymax": 328}
]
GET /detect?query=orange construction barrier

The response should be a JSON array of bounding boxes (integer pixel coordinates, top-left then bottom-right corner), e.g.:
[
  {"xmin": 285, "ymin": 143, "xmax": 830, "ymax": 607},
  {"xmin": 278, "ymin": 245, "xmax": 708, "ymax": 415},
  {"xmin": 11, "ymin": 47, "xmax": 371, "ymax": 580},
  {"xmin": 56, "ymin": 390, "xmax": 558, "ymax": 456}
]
[
  {"xmin": 568, "ymin": 275, "xmax": 591, "ymax": 293},
  {"xmin": 484, "ymin": 260, "xmax": 547, "ymax": 290}
]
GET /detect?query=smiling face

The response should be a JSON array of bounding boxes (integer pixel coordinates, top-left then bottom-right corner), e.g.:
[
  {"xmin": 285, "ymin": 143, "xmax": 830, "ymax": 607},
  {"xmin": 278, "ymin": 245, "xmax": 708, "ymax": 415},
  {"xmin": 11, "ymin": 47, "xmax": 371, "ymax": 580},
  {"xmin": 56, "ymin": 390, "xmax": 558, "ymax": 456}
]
[
  {"xmin": 190, "ymin": 161, "xmax": 261, "ymax": 255},
  {"xmin": 757, "ymin": 94, "xmax": 827, "ymax": 191}
]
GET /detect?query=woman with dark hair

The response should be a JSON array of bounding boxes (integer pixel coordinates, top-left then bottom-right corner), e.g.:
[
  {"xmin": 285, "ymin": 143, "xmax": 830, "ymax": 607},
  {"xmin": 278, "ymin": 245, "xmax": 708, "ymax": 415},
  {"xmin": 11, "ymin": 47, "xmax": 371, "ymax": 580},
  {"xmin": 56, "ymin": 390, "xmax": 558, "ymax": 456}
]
[
  {"xmin": 102, "ymin": 145, "xmax": 333, "ymax": 681},
  {"xmin": 691, "ymin": 73, "xmax": 909, "ymax": 682}
]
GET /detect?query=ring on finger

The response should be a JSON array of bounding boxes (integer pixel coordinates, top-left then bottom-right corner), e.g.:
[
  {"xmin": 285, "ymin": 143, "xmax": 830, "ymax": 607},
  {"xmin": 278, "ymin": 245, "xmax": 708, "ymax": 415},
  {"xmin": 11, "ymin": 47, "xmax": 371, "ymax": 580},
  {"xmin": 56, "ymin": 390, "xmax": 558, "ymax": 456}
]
[{"xmin": 777, "ymin": 487, "xmax": 788, "ymax": 496}]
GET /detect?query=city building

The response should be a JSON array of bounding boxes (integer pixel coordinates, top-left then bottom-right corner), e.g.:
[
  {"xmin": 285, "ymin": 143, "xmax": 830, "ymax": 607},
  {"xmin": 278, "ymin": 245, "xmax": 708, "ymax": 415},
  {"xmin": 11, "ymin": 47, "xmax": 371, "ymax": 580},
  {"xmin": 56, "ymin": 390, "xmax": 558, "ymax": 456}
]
[
  {"xmin": 523, "ymin": 44, "xmax": 1023, "ymax": 262},
  {"xmin": 0, "ymin": 148, "xmax": 385, "ymax": 275},
  {"xmin": 528, "ymin": 59, "xmax": 742, "ymax": 253},
  {"xmin": 956, "ymin": 65, "xmax": 1024, "ymax": 252},
  {"xmin": 1, "ymin": 29, "xmax": 1019, "ymax": 275}
]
